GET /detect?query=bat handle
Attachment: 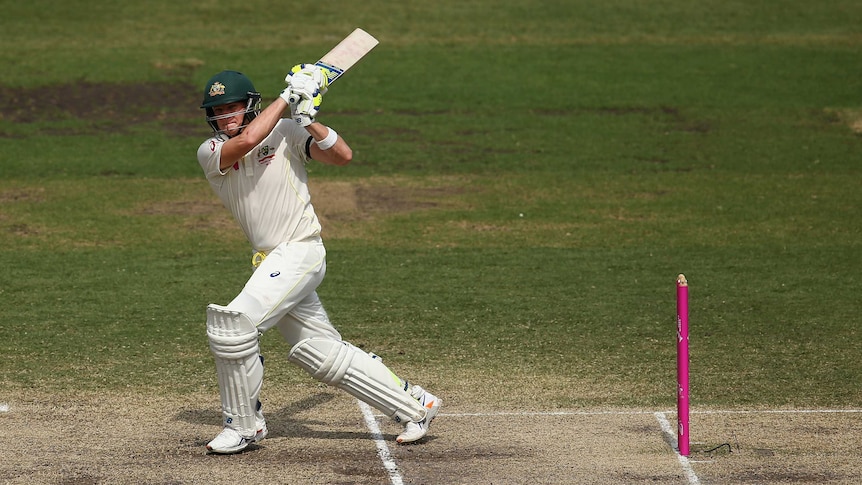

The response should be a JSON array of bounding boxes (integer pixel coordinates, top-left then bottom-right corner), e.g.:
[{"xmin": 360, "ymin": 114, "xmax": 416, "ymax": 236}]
[{"xmin": 287, "ymin": 91, "xmax": 300, "ymax": 104}]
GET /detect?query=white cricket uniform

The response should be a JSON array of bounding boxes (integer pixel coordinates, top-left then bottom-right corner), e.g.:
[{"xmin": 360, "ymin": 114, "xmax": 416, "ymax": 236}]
[{"xmin": 197, "ymin": 119, "xmax": 341, "ymax": 344}]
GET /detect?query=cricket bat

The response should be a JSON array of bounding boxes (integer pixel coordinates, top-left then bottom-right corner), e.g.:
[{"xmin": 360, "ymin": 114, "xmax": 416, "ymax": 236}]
[{"xmin": 287, "ymin": 28, "xmax": 379, "ymax": 104}]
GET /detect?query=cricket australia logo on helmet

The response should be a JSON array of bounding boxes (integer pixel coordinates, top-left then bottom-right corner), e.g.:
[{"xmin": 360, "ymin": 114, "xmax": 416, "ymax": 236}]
[{"xmin": 208, "ymin": 81, "xmax": 226, "ymax": 97}]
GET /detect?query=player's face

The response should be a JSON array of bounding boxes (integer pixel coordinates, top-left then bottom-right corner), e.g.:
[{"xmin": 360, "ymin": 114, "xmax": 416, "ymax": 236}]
[{"xmin": 212, "ymin": 101, "xmax": 248, "ymax": 137}]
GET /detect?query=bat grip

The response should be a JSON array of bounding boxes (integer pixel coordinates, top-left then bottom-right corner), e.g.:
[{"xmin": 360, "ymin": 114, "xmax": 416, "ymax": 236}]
[{"xmin": 287, "ymin": 92, "xmax": 300, "ymax": 104}]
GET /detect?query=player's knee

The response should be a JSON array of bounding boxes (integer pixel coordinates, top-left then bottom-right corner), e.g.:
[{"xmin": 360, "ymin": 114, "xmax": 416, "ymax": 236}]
[
  {"xmin": 206, "ymin": 304, "xmax": 259, "ymax": 360},
  {"xmin": 287, "ymin": 337, "xmax": 353, "ymax": 385}
]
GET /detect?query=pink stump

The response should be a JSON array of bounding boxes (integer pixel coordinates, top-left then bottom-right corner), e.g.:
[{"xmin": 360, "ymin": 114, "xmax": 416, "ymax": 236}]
[{"xmin": 676, "ymin": 274, "xmax": 690, "ymax": 456}]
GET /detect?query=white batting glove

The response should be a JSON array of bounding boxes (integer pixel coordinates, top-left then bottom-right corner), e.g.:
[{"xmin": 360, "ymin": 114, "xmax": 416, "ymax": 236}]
[
  {"xmin": 287, "ymin": 74, "xmax": 317, "ymax": 102},
  {"xmin": 284, "ymin": 64, "xmax": 329, "ymax": 94},
  {"xmin": 298, "ymin": 63, "xmax": 329, "ymax": 94},
  {"xmin": 284, "ymin": 63, "xmax": 329, "ymax": 102},
  {"xmin": 279, "ymin": 84, "xmax": 322, "ymax": 126},
  {"xmin": 278, "ymin": 87, "xmax": 296, "ymax": 105},
  {"xmin": 293, "ymin": 92, "xmax": 323, "ymax": 127},
  {"xmin": 284, "ymin": 64, "xmax": 327, "ymax": 126}
]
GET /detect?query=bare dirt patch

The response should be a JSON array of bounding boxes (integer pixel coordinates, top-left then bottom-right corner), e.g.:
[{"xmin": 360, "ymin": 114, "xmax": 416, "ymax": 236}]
[
  {"xmin": 686, "ymin": 411, "xmax": 862, "ymax": 484},
  {"xmin": 309, "ymin": 177, "xmax": 467, "ymax": 240},
  {"xmin": 0, "ymin": 187, "xmax": 47, "ymax": 203},
  {"xmin": 132, "ymin": 179, "xmax": 239, "ymax": 234},
  {"xmin": 310, "ymin": 177, "xmax": 462, "ymax": 217},
  {"xmin": 825, "ymin": 108, "xmax": 862, "ymax": 134},
  {"xmin": 0, "ymin": 81, "xmax": 202, "ymax": 136},
  {"xmin": 128, "ymin": 175, "xmax": 469, "ymax": 241}
]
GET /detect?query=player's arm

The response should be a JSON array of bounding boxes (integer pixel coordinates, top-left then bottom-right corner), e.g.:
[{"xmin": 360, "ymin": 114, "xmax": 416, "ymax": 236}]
[
  {"xmin": 306, "ymin": 122, "xmax": 352, "ymax": 166},
  {"xmin": 218, "ymin": 98, "xmax": 290, "ymax": 171},
  {"xmin": 286, "ymin": 65, "xmax": 352, "ymax": 166}
]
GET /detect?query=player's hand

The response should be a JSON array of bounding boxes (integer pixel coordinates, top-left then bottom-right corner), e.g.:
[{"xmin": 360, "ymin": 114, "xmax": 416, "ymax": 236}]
[
  {"xmin": 284, "ymin": 64, "xmax": 327, "ymax": 126},
  {"xmin": 278, "ymin": 85, "xmax": 323, "ymax": 126},
  {"xmin": 286, "ymin": 73, "xmax": 317, "ymax": 102},
  {"xmin": 286, "ymin": 64, "xmax": 329, "ymax": 93},
  {"xmin": 284, "ymin": 64, "xmax": 329, "ymax": 102},
  {"xmin": 278, "ymin": 87, "xmax": 296, "ymax": 106},
  {"xmin": 293, "ymin": 92, "xmax": 323, "ymax": 127}
]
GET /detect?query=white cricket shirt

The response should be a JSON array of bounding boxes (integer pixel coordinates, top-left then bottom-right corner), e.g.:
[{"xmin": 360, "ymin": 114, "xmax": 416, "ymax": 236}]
[{"xmin": 197, "ymin": 119, "xmax": 322, "ymax": 252}]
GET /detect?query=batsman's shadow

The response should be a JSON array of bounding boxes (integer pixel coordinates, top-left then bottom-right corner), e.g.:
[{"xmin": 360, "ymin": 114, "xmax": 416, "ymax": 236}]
[{"xmin": 176, "ymin": 391, "xmax": 394, "ymax": 441}]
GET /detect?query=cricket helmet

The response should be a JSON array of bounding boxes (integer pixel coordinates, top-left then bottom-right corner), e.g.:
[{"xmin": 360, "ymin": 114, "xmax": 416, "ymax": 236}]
[{"xmin": 201, "ymin": 70, "xmax": 262, "ymax": 137}]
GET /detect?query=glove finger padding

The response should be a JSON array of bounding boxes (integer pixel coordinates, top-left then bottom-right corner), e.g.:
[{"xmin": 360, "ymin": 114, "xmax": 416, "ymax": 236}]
[
  {"xmin": 287, "ymin": 74, "xmax": 317, "ymax": 102},
  {"xmin": 286, "ymin": 63, "xmax": 329, "ymax": 94},
  {"xmin": 300, "ymin": 64, "xmax": 329, "ymax": 94},
  {"xmin": 294, "ymin": 92, "xmax": 323, "ymax": 127}
]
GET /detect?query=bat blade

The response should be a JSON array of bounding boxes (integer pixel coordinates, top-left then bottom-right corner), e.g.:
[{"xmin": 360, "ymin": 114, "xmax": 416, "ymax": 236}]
[
  {"xmin": 315, "ymin": 28, "xmax": 379, "ymax": 84},
  {"xmin": 287, "ymin": 28, "xmax": 378, "ymax": 104}
]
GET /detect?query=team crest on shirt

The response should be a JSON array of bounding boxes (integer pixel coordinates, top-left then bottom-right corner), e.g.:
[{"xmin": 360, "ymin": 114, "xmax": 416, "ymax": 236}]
[
  {"xmin": 257, "ymin": 145, "xmax": 275, "ymax": 166},
  {"xmin": 208, "ymin": 82, "xmax": 226, "ymax": 97}
]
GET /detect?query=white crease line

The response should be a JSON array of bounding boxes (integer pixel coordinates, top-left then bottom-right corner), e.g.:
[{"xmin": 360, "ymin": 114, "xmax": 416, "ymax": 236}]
[
  {"xmin": 655, "ymin": 412, "xmax": 701, "ymax": 485},
  {"xmin": 358, "ymin": 401, "xmax": 403, "ymax": 485},
  {"xmin": 418, "ymin": 409, "xmax": 862, "ymax": 418},
  {"xmin": 405, "ymin": 410, "xmax": 674, "ymax": 418},
  {"xmin": 0, "ymin": 403, "xmax": 8, "ymax": 413},
  {"xmin": 690, "ymin": 409, "xmax": 862, "ymax": 415}
]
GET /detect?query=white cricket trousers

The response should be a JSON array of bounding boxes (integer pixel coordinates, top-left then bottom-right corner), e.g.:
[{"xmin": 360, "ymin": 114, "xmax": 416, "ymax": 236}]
[{"xmin": 226, "ymin": 238, "xmax": 342, "ymax": 345}]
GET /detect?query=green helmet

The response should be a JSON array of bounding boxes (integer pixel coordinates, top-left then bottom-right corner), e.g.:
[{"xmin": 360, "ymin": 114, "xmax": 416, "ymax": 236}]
[{"xmin": 201, "ymin": 70, "xmax": 261, "ymax": 137}]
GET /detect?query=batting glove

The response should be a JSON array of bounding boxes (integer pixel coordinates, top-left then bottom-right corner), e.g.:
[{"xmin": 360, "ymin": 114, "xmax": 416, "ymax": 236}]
[
  {"xmin": 285, "ymin": 63, "xmax": 329, "ymax": 100},
  {"xmin": 293, "ymin": 92, "xmax": 323, "ymax": 127}
]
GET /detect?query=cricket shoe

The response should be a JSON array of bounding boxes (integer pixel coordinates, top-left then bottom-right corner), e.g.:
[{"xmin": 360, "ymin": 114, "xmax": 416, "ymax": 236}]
[
  {"xmin": 396, "ymin": 385, "xmax": 441, "ymax": 444},
  {"xmin": 206, "ymin": 413, "xmax": 268, "ymax": 454}
]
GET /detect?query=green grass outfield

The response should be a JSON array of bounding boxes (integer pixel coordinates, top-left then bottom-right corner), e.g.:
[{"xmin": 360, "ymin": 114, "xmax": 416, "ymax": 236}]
[{"xmin": 1, "ymin": 0, "xmax": 860, "ymax": 411}]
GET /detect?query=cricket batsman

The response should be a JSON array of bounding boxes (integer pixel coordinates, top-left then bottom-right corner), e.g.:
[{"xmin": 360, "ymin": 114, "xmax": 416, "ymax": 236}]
[{"xmin": 195, "ymin": 67, "xmax": 441, "ymax": 454}]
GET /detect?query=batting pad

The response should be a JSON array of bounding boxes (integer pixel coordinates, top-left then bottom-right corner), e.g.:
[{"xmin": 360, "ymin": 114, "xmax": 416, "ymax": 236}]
[
  {"xmin": 288, "ymin": 338, "xmax": 426, "ymax": 423},
  {"xmin": 207, "ymin": 304, "xmax": 263, "ymax": 437}
]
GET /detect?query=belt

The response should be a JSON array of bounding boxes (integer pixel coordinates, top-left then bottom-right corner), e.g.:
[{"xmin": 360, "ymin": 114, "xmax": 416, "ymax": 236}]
[{"xmin": 251, "ymin": 237, "xmax": 321, "ymax": 268}]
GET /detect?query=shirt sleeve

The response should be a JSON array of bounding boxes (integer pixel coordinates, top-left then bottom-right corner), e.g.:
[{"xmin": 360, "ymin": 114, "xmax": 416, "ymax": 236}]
[
  {"xmin": 196, "ymin": 137, "xmax": 228, "ymax": 178},
  {"xmin": 272, "ymin": 119, "xmax": 313, "ymax": 164}
]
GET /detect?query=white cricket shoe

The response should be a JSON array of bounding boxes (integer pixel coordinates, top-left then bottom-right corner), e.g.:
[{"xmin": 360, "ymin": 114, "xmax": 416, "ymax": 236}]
[
  {"xmin": 396, "ymin": 385, "xmax": 441, "ymax": 444},
  {"xmin": 206, "ymin": 413, "xmax": 268, "ymax": 454}
]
